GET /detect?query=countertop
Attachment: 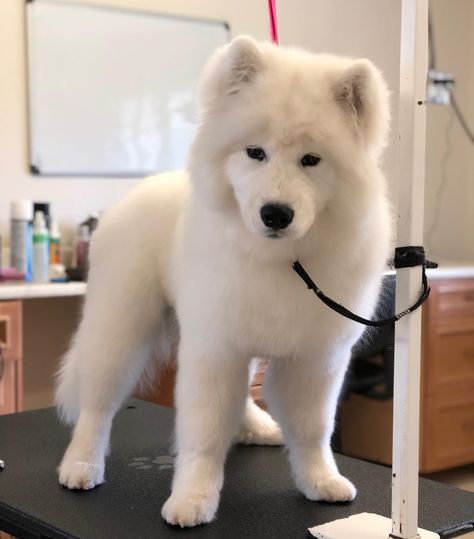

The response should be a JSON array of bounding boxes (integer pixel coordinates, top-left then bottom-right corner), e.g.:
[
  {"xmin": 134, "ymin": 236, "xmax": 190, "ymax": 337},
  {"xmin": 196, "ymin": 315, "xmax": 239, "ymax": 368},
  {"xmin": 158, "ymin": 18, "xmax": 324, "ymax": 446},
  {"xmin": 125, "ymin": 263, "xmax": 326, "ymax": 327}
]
[
  {"xmin": 0, "ymin": 281, "xmax": 86, "ymax": 300},
  {"xmin": 426, "ymin": 263, "xmax": 474, "ymax": 280},
  {"xmin": 1, "ymin": 263, "xmax": 474, "ymax": 300}
]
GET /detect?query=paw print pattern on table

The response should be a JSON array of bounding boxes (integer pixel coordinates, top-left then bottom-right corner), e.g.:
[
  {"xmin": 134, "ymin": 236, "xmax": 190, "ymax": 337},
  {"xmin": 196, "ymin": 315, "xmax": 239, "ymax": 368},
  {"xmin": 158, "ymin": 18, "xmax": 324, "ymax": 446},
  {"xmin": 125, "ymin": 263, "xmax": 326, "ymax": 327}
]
[{"xmin": 128, "ymin": 455, "xmax": 174, "ymax": 471}]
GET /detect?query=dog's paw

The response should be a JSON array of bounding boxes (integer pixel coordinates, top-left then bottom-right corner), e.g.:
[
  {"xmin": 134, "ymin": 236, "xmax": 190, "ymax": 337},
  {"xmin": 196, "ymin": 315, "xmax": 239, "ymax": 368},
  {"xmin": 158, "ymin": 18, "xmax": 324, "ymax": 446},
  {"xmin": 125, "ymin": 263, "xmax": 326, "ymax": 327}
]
[
  {"xmin": 237, "ymin": 405, "xmax": 284, "ymax": 446},
  {"xmin": 161, "ymin": 490, "xmax": 219, "ymax": 528},
  {"xmin": 58, "ymin": 459, "xmax": 104, "ymax": 490},
  {"xmin": 299, "ymin": 473, "xmax": 356, "ymax": 502},
  {"xmin": 237, "ymin": 421, "xmax": 284, "ymax": 446}
]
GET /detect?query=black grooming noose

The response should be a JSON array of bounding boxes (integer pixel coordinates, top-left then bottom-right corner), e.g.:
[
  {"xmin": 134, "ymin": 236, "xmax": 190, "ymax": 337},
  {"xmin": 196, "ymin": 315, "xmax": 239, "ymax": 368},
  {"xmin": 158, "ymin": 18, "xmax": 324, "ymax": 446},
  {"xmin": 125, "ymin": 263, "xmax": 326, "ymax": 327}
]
[{"xmin": 292, "ymin": 246, "xmax": 438, "ymax": 328}]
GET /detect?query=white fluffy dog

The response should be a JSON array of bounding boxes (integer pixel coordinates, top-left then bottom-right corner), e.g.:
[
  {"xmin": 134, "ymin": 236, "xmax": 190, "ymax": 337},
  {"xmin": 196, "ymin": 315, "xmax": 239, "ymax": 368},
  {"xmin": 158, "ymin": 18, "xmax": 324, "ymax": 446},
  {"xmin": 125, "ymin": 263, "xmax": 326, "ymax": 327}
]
[{"xmin": 55, "ymin": 36, "xmax": 391, "ymax": 528}]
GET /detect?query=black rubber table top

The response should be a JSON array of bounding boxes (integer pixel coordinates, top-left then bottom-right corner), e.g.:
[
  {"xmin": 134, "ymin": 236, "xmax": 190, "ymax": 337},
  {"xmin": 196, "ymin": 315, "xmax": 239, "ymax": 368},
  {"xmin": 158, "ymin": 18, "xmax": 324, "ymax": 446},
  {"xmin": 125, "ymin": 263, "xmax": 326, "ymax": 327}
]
[{"xmin": 0, "ymin": 399, "xmax": 473, "ymax": 538}]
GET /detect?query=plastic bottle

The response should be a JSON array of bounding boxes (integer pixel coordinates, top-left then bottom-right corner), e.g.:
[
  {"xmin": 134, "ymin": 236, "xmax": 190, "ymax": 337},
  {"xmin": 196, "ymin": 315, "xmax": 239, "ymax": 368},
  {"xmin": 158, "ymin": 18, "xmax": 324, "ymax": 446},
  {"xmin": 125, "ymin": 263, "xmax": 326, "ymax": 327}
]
[
  {"xmin": 10, "ymin": 200, "xmax": 33, "ymax": 281},
  {"xmin": 76, "ymin": 224, "xmax": 91, "ymax": 269},
  {"xmin": 32, "ymin": 211, "xmax": 49, "ymax": 283},
  {"xmin": 49, "ymin": 218, "xmax": 61, "ymax": 265}
]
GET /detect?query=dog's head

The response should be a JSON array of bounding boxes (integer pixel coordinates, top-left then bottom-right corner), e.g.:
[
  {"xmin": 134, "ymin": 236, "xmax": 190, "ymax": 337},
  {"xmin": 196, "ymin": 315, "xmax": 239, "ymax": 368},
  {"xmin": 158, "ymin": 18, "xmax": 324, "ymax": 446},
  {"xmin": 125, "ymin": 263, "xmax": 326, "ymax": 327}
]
[{"xmin": 189, "ymin": 36, "xmax": 390, "ymax": 246}]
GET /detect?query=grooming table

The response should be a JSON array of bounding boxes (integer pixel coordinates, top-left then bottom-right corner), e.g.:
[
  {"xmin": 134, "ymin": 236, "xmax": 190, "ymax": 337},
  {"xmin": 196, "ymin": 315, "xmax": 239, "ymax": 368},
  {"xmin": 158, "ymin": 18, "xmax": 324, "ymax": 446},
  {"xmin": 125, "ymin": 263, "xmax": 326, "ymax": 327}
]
[{"xmin": 0, "ymin": 399, "xmax": 472, "ymax": 538}]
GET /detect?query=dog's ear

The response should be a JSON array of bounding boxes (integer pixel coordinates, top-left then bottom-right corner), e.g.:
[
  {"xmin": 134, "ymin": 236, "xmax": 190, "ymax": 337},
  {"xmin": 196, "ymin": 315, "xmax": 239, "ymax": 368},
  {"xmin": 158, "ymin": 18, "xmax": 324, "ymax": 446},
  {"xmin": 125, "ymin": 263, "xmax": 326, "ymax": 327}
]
[
  {"xmin": 191, "ymin": 36, "xmax": 263, "ymax": 210},
  {"xmin": 197, "ymin": 36, "xmax": 262, "ymax": 114},
  {"xmin": 223, "ymin": 36, "xmax": 262, "ymax": 94},
  {"xmin": 334, "ymin": 59, "xmax": 390, "ymax": 159}
]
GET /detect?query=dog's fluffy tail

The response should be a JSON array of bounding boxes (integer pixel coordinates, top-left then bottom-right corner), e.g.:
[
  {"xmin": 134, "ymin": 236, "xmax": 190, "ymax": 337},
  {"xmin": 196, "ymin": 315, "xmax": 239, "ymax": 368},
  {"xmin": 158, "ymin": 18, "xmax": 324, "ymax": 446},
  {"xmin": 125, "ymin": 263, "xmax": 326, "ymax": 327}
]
[{"xmin": 55, "ymin": 336, "xmax": 81, "ymax": 425}]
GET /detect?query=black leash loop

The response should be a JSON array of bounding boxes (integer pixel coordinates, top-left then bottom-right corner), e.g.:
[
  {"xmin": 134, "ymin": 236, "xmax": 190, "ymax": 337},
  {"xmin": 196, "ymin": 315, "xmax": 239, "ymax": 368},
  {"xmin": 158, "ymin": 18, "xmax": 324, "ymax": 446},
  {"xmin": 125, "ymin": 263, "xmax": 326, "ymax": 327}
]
[{"xmin": 292, "ymin": 246, "xmax": 437, "ymax": 328}]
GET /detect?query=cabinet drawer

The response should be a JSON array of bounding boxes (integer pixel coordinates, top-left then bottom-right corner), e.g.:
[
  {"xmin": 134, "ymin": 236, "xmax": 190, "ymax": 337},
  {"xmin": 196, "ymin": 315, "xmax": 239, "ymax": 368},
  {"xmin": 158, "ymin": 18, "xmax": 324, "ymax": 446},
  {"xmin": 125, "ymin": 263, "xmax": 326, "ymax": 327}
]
[
  {"xmin": 0, "ymin": 301, "xmax": 23, "ymax": 414},
  {"xmin": 428, "ymin": 279, "xmax": 474, "ymax": 318},
  {"xmin": 423, "ymin": 389, "xmax": 474, "ymax": 472},
  {"xmin": 0, "ymin": 301, "xmax": 22, "ymax": 361},
  {"xmin": 425, "ymin": 321, "xmax": 474, "ymax": 392}
]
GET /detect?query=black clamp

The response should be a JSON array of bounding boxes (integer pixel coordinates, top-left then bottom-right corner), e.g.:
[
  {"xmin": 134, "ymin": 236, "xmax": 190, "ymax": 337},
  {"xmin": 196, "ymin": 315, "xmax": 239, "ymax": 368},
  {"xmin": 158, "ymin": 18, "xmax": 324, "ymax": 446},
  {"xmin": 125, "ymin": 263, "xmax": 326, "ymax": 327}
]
[{"xmin": 394, "ymin": 246, "xmax": 438, "ymax": 270}]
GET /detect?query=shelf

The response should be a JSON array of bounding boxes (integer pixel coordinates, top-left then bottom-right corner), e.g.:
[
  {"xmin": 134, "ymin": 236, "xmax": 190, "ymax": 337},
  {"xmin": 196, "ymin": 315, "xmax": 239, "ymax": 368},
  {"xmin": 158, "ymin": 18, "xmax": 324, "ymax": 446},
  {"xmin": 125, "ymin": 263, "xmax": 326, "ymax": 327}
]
[{"xmin": 0, "ymin": 282, "xmax": 86, "ymax": 300}]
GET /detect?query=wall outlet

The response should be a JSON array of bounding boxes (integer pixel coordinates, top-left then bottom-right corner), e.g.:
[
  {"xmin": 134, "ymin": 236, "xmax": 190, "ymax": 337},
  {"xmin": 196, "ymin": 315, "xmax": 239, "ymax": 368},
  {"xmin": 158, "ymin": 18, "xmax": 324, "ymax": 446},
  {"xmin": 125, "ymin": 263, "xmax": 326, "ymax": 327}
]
[{"xmin": 427, "ymin": 69, "xmax": 454, "ymax": 106}]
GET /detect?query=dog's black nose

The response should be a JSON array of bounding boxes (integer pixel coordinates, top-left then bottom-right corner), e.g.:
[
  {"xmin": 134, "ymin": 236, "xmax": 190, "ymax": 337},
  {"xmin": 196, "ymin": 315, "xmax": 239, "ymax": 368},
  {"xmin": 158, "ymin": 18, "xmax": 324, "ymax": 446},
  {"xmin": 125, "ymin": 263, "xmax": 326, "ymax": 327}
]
[{"xmin": 260, "ymin": 204, "xmax": 294, "ymax": 230}]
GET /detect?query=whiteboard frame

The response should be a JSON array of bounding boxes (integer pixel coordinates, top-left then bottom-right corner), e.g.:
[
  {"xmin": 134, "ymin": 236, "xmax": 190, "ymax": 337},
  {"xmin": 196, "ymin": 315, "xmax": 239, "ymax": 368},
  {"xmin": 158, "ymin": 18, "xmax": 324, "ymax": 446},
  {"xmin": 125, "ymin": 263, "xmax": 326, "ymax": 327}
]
[{"xmin": 25, "ymin": 0, "xmax": 230, "ymax": 177}]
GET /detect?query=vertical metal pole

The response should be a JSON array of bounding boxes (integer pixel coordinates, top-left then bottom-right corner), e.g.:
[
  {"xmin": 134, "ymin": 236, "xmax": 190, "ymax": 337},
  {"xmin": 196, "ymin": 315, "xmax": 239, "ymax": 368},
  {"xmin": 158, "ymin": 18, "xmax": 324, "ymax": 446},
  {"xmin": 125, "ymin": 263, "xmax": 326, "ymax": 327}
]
[{"xmin": 391, "ymin": 1, "xmax": 428, "ymax": 538}]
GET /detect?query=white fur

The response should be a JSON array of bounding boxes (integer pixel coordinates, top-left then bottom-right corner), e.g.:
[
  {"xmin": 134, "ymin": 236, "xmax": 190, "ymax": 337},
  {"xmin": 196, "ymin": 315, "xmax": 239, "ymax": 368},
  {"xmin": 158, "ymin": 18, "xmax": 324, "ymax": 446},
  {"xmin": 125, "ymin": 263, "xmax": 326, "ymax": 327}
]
[{"xmin": 55, "ymin": 36, "xmax": 391, "ymax": 527}]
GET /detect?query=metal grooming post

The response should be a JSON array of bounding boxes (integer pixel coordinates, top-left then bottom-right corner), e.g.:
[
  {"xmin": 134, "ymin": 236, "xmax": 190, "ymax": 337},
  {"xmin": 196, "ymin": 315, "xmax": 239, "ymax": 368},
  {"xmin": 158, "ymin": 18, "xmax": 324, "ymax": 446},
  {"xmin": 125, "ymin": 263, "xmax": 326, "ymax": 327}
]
[
  {"xmin": 391, "ymin": 0, "xmax": 429, "ymax": 537},
  {"xmin": 309, "ymin": 1, "xmax": 436, "ymax": 537}
]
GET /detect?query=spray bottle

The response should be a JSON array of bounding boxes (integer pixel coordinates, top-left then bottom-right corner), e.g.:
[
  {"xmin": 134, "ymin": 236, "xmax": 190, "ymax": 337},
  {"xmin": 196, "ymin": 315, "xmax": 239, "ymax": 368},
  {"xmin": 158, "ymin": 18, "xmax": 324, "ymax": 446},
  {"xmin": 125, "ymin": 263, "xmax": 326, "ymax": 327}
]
[
  {"xmin": 32, "ymin": 211, "xmax": 49, "ymax": 283},
  {"xmin": 10, "ymin": 200, "xmax": 33, "ymax": 281}
]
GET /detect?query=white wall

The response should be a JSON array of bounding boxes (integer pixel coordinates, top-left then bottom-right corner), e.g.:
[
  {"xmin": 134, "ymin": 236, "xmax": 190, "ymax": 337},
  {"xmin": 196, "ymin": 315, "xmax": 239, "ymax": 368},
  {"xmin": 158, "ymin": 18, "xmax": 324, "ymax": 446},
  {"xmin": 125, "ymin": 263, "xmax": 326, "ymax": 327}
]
[
  {"xmin": 0, "ymin": 0, "xmax": 401, "ymax": 250},
  {"xmin": 424, "ymin": 0, "xmax": 474, "ymax": 261}
]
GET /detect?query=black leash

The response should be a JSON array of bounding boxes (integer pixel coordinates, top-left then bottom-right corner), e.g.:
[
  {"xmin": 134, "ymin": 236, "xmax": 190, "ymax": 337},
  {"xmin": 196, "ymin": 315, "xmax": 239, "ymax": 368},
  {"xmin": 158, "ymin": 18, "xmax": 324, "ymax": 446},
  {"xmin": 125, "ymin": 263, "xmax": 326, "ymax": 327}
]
[{"xmin": 292, "ymin": 246, "xmax": 438, "ymax": 328}]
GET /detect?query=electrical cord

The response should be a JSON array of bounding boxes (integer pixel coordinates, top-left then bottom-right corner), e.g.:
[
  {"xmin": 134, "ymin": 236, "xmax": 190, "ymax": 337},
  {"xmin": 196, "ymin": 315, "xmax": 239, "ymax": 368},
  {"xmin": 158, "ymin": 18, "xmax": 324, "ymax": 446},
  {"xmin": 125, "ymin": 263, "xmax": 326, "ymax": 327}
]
[
  {"xmin": 428, "ymin": 12, "xmax": 436, "ymax": 70},
  {"xmin": 428, "ymin": 8, "xmax": 473, "ymax": 145},
  {"xmin": 425, "ymin": 107, "xmax": 455, "ymax": 253},
  {"xmin": 450, "ymin": 92, "xmax": 474, "ymax": 143},
  {"xmin": 426, "ymin": 9, "xmax": 473, "ymax": 257}
]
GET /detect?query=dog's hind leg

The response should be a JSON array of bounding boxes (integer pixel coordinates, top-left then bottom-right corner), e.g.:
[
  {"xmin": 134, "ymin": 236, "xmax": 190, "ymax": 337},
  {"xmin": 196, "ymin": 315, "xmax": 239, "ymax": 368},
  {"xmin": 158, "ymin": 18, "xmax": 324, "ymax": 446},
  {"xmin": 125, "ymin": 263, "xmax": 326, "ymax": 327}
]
[
  {"xmin": 235, "ymin": 358, "xmax": 283, "ymax": 446},
  {"xmin": 56, "ymin": 244, "xmax": 164, "ymax": 490},
  {"xmin": 57, "ymin": 334, "xmax": 154, "ymax": 490},
  {"xmin": 236, "ymin": 396, "xmax": 284, "ymax": 446}
]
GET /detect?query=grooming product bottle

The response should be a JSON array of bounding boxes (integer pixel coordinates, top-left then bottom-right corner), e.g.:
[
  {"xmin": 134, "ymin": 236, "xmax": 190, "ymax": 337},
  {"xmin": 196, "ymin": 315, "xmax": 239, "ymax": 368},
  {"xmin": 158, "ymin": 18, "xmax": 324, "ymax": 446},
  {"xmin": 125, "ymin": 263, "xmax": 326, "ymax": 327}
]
[
  {"xmin": 49, "ymin": 218, "xmax": 61, "ymax": 265},
  {"xmin": 33, "ymin": 202, "xmax": 51, "ymax": 230},
  {"xmin": 75, "ymin": 224, "xmax": 90, "ymax": 269},
  {"xmin": 10, "ymin": 200, "xmax": 33, "ymax": 281},
  {"xmin": 32, "ymin": 211, "xmax": 49, "ymax": 283}
]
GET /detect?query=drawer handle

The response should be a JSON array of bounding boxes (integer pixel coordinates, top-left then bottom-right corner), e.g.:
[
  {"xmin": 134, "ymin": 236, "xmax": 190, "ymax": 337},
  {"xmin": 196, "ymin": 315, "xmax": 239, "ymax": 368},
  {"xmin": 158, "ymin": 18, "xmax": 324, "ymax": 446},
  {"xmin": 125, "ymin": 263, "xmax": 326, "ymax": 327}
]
[{"xmin": 0, "ymin": 346, "xmax": 4, "ymax": 381}]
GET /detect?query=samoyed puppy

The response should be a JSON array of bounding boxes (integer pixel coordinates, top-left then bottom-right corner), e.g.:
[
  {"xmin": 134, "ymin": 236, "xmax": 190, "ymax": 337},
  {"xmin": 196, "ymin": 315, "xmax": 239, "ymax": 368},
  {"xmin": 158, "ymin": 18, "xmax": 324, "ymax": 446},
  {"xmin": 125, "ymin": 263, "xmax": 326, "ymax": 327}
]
[{"xmin": 55, "ymin": 36, "xmax": 391, "ymax": 527}]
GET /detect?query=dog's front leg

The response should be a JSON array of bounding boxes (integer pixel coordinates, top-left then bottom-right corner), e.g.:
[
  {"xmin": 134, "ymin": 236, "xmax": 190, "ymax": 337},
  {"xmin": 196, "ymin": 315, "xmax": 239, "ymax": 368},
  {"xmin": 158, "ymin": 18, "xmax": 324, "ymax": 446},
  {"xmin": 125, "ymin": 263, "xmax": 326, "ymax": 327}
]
[
  {"xmin": 264, "ymin": 349, "xmax": 356, "ymax": 502},
  {"xmin": 162, "ymin": 339, "xmax": 248, "ymax": 527}
]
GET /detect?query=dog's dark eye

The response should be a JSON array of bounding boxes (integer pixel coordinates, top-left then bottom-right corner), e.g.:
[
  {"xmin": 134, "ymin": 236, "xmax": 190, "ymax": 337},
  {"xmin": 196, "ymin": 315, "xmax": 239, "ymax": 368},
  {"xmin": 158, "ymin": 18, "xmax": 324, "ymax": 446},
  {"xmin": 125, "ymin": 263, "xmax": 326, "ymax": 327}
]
[
  {"xmin": 246, "ymin": 146, "xmax": 266, "ymax": 161},
  {"xmin": 301, "ymin": 154, "xmax": 321, "ymax": 167}
]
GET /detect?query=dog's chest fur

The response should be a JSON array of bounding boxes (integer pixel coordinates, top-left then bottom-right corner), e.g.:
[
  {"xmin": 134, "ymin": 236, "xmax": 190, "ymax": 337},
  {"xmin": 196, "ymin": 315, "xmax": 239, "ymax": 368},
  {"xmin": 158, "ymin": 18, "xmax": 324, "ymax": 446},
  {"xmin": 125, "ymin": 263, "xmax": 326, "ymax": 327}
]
[{"xmin": 175, "ymin": 242, "xmax": 369, "ymax": 361}]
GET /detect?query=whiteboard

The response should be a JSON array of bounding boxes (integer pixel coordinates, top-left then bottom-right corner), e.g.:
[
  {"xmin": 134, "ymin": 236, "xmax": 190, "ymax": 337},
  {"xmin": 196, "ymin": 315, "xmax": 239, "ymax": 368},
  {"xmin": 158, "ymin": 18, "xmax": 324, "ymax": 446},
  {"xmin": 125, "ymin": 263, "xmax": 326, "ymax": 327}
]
[{"xmin": 26, "ymin": 0, "xmax": 229, "ymax": 176}]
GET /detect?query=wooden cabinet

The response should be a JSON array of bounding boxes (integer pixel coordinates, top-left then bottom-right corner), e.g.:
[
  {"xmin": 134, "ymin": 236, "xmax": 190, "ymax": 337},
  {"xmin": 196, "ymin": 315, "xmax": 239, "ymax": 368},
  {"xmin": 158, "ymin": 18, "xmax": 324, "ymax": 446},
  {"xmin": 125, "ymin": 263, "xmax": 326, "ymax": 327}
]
[
  {"xmin": 250, "ymin": 360, "xmax": 268, "ymax": 409},
  {"xmin": 422, "ymin": 389, "xmax": 474, "ymax": 471},
  {"xmin": 0, "ymin": 301, "xmax": 23, "ymax": 415},
  {"xmin": 420, "ymin": 279, "xmax": 474, "ymax": 471},
  {"xmin": 134, "ymin": 361, "xmax": 176, "ymax": 408},
  {"xmin": 137, "ymin": 358, "xmax": 268, "ymax": 410}
]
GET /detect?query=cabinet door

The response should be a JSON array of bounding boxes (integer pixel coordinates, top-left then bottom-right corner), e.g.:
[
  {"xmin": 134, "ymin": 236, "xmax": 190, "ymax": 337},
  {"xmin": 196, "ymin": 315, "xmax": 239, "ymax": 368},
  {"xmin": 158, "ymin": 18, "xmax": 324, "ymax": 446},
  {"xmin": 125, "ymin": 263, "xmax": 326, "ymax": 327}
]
[
  {"xmin": 0, "ymin": 355, "xmax": 17, "ymax": 415},
  {"xmin": 426, "ymin": 279, "xmax": 474, "ymax": 319},
  {"xmin": 0, "ymin": 301, "xmax": 23, "ymax": 414},
  {"xmin": 423, "ymin": 387, "xmax": 474, "ymax": 472},
  {"xmin": 424, "ymin": 320, "xmax": 474, "ymax": 394}
]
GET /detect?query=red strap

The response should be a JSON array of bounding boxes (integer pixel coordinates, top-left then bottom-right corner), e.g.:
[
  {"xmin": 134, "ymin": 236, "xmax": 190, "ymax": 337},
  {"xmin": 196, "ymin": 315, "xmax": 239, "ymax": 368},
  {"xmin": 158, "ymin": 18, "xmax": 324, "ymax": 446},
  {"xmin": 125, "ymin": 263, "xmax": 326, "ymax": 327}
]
[{"xmin": 268, "ymin": 0, "xmax": 279, "ymax": 45}]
